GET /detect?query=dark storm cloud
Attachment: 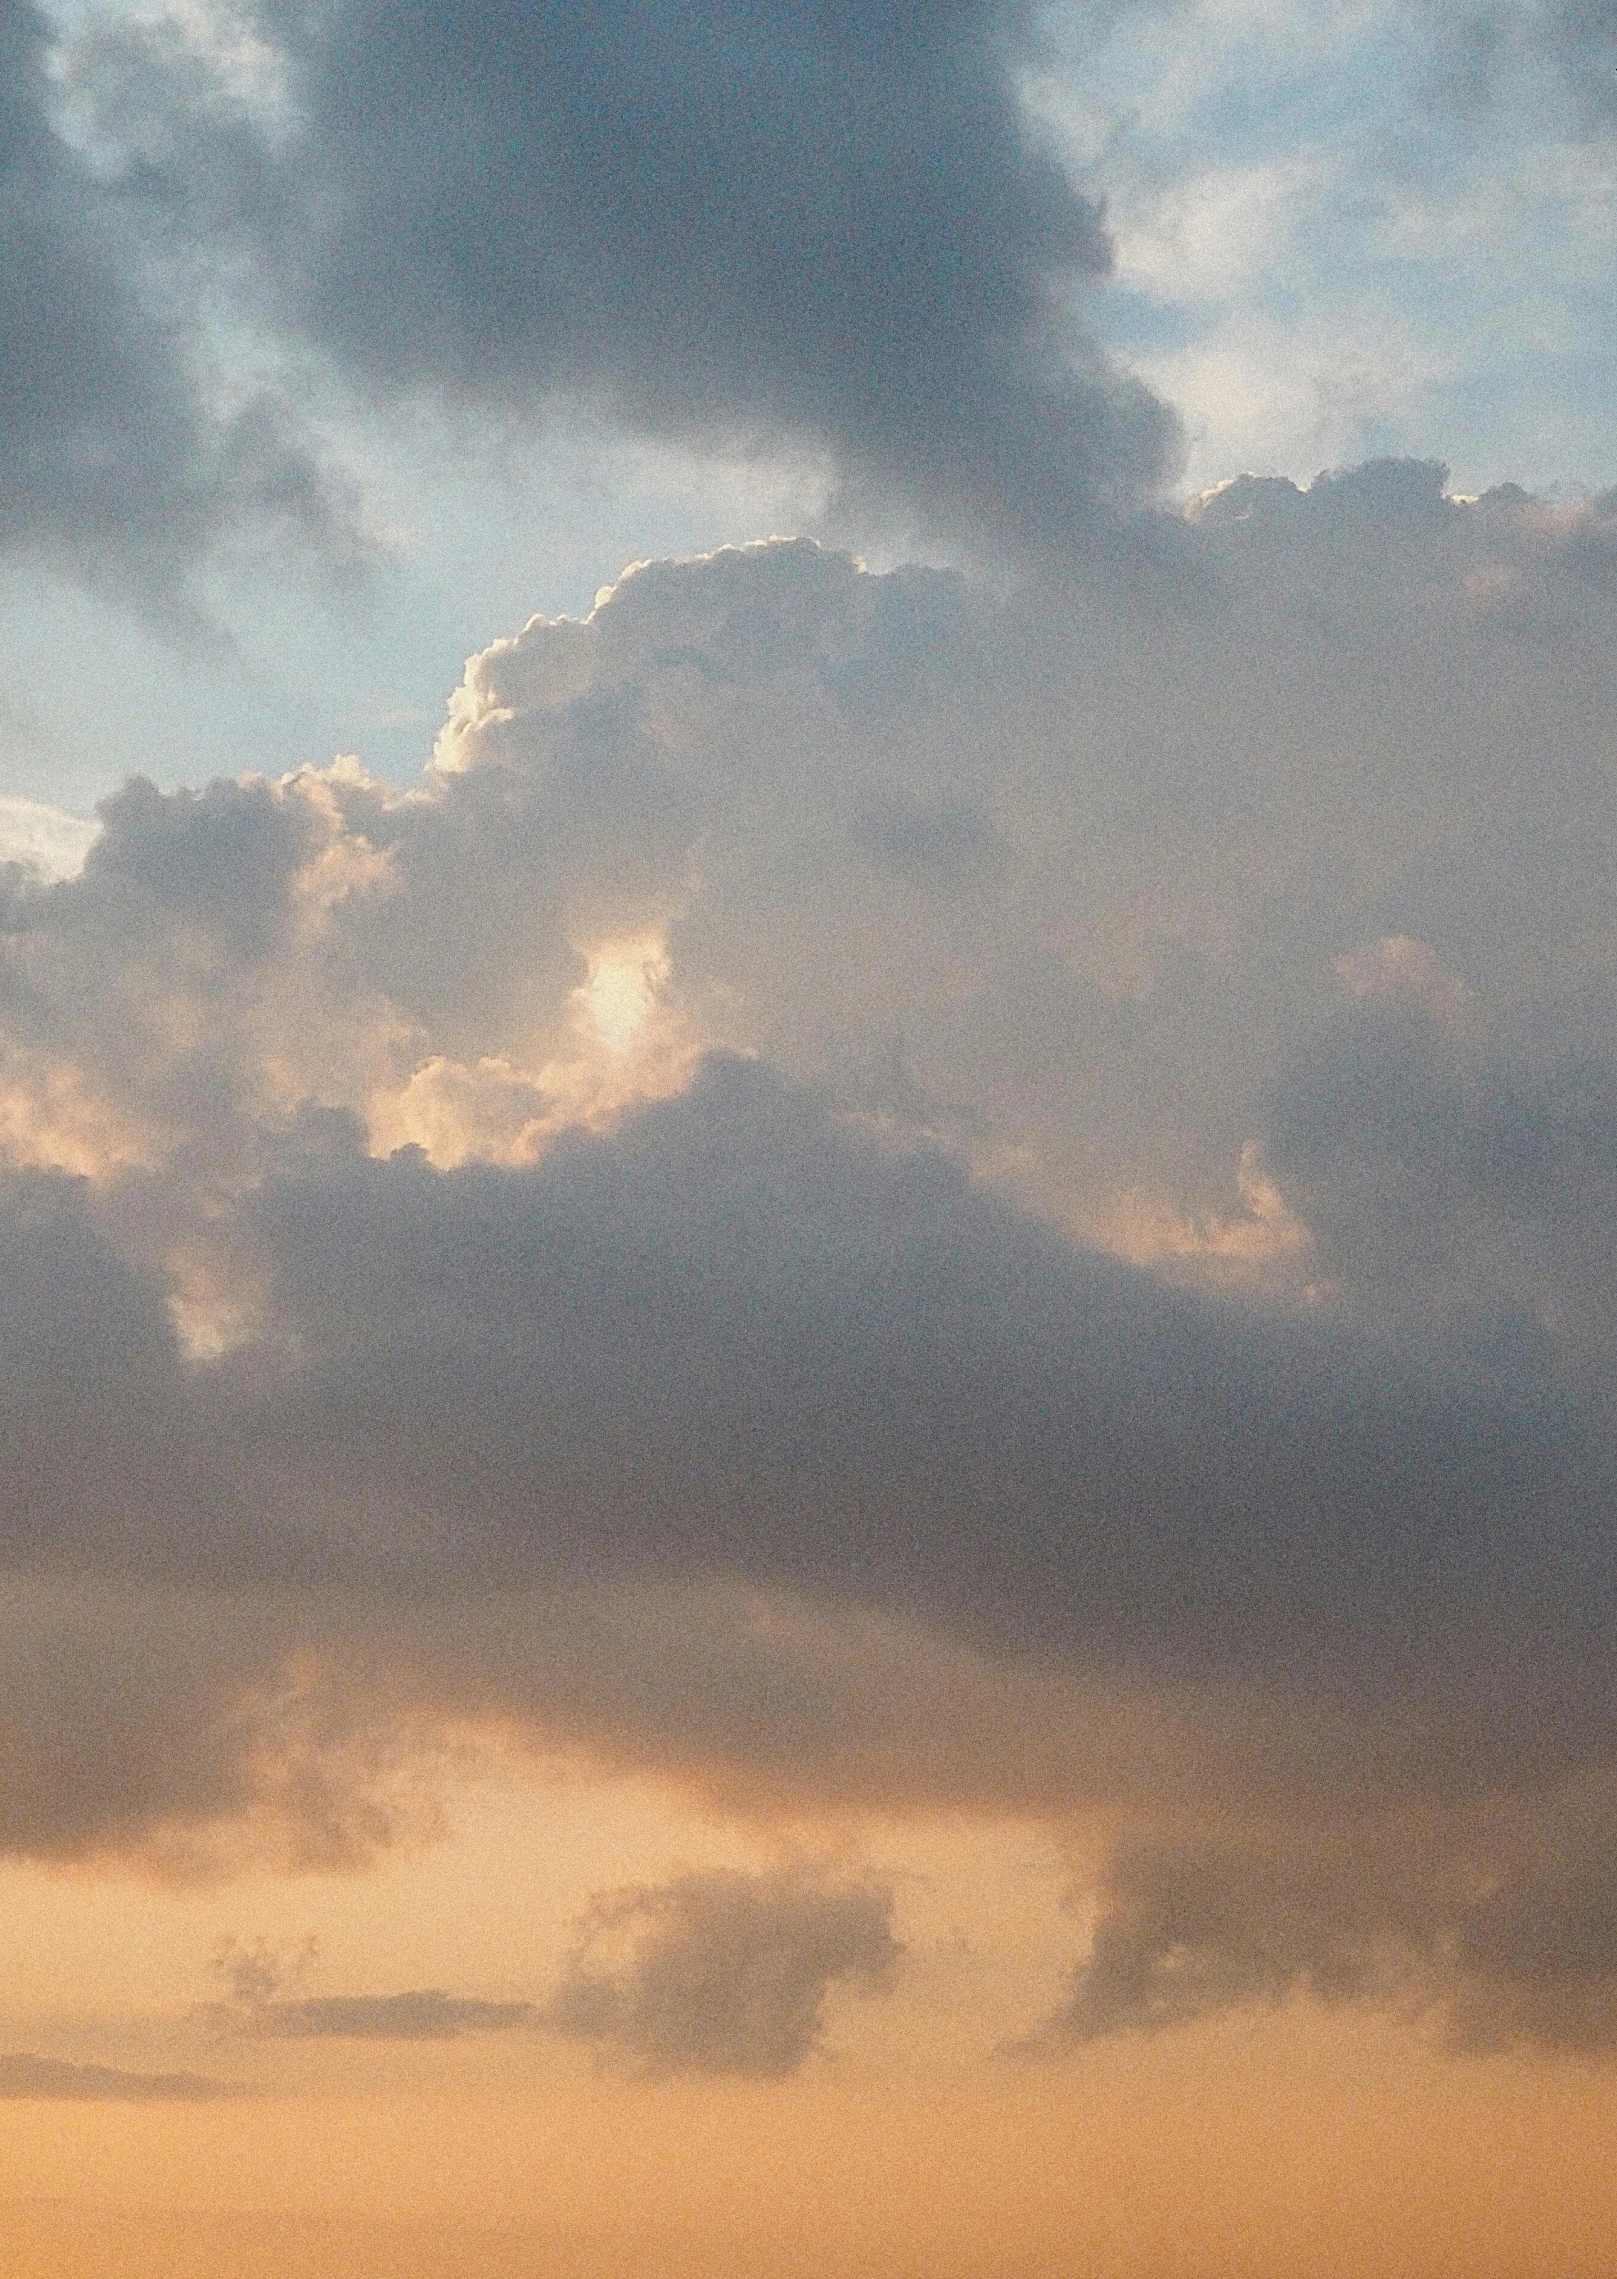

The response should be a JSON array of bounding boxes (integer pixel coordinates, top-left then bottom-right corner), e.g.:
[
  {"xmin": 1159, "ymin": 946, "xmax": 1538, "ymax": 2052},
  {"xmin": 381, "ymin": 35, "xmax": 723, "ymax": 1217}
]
[
  {"xmin": 0, "ymin": 0, "xmax": 349, "ymax": 593},
  {"xmin": 0, "ymin": 1059, "xmax": 1610, "ymax": 1810},
  {"xmin": 94, "ymin": 0, "xmax": 1177, "ymax": 555},
  {"xmin": 542, "ymin": 1866, "xmax": 901, "ymax": 2077}
]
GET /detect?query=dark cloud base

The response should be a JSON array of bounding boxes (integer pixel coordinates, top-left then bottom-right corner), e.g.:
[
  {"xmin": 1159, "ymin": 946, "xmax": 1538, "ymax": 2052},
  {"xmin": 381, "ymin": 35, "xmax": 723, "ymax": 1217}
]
[
  {"xmin": 0, "ymin": 1056, "xmax": 1606, "ymax": 1710},
  {"xmin": 1041, "ymin": 1796, "xmax": 1617, "ymax": 2056}
]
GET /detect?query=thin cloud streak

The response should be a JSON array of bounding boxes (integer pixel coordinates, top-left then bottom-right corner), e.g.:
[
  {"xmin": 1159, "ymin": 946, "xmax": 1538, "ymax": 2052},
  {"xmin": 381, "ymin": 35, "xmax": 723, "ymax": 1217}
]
[
  {"xmin": 0, "ymin": 2052, "xmax": 238, "ymax": 2101},
  {"xmin": 241, "ymin": 1993, "xmax": 536, "ymax": 2041}
]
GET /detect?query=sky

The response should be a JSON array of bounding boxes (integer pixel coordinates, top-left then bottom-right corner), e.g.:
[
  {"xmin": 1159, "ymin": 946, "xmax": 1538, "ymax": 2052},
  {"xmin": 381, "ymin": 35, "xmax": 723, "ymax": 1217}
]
[{"xmin": 5, "ymin": 1, "xmax": 1617, "ymax": 2274}]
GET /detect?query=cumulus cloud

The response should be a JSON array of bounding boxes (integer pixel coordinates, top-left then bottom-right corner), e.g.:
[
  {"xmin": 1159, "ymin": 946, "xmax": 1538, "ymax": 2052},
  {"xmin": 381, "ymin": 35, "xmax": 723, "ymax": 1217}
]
[
  {"xmin": 74, "ymin": 0, "xmax": 1176, "ymax": 558},
  {"xmin": 18, "ymin": 485, "xmax": 1617, "ymax": 1232},
  {"xmin": 542, "ymin": 1867, "xmax": 901, "ymax": 2079},
  {"xmin": 0, "ymin": 2052, "xmax": 236, "ymax": 2100},
  {"xmin": 0, "ymin": 480, "xmax": 1615, "ymax": 2067}
]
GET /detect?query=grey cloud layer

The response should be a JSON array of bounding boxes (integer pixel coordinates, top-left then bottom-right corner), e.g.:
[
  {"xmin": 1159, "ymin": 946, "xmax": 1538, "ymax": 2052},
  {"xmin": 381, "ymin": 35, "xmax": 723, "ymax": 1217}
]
[{"xmin": 1, "ymin": 489, "xmax": 1617, "ymax": 2044}]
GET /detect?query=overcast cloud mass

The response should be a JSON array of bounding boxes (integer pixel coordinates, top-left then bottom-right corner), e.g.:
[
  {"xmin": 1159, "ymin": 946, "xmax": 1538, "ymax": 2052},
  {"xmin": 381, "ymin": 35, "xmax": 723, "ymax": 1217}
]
[{"xmin": 2, "ymin": 0, "xmax": 1617, "ymax": 2133}]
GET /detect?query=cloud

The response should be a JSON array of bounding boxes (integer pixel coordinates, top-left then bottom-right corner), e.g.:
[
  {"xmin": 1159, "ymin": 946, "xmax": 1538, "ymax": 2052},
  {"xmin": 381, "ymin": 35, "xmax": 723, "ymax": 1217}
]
[
  {"xmin": 76, "ymin": 0, "xmax": 1178, "ymax": 559},
  {"xmin": 0, "ymin": 484, "xmax": 1615, "ymax": 2051},
  {"xmin": 0, "ymin": 1050, "xmax": 1600, "ymax": 1742},
  {"xmin": 1043, "ymin": 1794, "xmax": 1617, "ymax": 2052},
  {"xmin": 203, "ymin": 1872, "xmax": 900, "ymax": 2075},
  {"xmin": 0, "ymin": 1576, "xmax": 467, "ymax": 1874},
  {"xmin": 0, "ymin": 799, "xmax": 98, "ymax": 883},
  {"xmin": 16, "ymin": 486, "xmax": 1614, "ymax": 1229},
  {"xmin": 0, "ymin": 0, "xmax": 353, "ymax": 596},
  {"xmin": 0, "ymin": 2052, "xmax": 236, "ymax": 2100},
  {"xmin": 209, "ymin": 1055, "xmax": 1607, "ymax": 1691},
  {"xmin": 1429, "ymin": 1, "xmax": 1617, "ymax": 129},
  {"xmin": 1268, "ymin": 987, "xmax": 1617, "ymax": 1347},
  {"xmin": 243, "ymin": 1993, "xmax": 535, "ymax": 2040},
  {"xmin": 205, "ymin": 1934, "xmax": 534, "ymax": 2039},
  {"xmin": 542, "ymin": 1867, "xmax": 901, "ymax": 2079}
]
